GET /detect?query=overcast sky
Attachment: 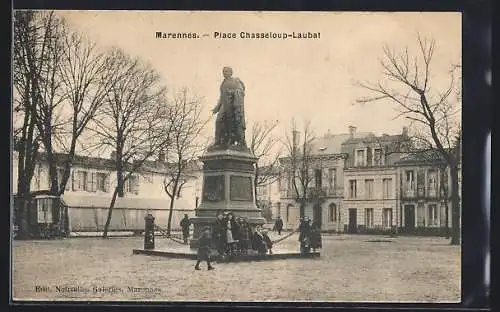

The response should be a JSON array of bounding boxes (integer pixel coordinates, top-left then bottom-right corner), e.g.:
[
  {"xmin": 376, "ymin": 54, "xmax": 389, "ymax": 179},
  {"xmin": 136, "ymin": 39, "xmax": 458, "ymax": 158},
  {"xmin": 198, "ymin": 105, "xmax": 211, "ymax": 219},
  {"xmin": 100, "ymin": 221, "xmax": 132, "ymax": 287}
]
[{"xmin": 58, "ymin": 11, "xmax": 461, "ymax": 142}]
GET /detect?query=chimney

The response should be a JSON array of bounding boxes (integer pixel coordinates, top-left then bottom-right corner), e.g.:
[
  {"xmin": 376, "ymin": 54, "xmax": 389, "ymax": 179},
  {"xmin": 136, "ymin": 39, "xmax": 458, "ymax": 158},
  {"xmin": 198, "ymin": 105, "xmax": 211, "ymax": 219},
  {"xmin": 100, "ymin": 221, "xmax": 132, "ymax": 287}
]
[
  {"xmin": 402, "ymin": 126, "xmax": 408, "ymax": 137},
  {"xmin": 324, "ymin": 129, "xmax": 332, "ymax": 139},
  {"xmin": 348, "ymin": 125, "xmax": 357, "ymax": 138},
  {"xmin": 292, "ymin": 130, "xmax": 301, "ymax": 149},
  {"xmin": 110, "ymin": 151, "xmax": 116, "ymax": 160},
  {"xmin": 158, "ymin": 150, "xmax": 165, "ymax": 162}
]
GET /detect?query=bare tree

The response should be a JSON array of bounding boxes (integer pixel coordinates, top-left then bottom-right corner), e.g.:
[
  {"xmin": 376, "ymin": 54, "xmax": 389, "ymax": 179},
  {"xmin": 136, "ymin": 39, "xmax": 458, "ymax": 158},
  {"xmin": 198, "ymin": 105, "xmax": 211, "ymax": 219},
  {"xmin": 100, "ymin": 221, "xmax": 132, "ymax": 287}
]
[
  {"xmin": 282, "ymin": 119, "xmax": 316, "ymax": 218},
  {"xmin": 162, "ymin": 88, "xmax": 208, "ymax": 236},
  {"xmin": 25, "ymin": 13, "xmax": 118, "ymax": 197},
  {"xmin": 13, "ymin": 10, "xmax": 45, "ymax": 239},
  {"xmin": 248, "ymin": 120, "xmax": 281, "ymax": 203},
  {"xmin": 356, "ymin": 34, "xmax": 461, "ymax": 245},
  {"xmin": 88, "ymin": 49, "xmax": 171, "ymax": 238}
]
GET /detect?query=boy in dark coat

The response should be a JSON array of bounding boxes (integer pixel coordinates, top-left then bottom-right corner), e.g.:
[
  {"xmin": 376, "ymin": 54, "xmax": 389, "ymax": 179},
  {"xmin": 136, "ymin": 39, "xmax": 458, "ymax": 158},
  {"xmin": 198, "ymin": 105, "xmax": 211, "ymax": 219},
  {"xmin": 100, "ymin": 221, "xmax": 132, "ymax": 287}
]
[
  {"xmin": 237, "ymin": 217, "xmax": 252, "ymax": 254},
  {"xmin": 195, "ymin": 227, "xmax": 215, "ymax": 270}
]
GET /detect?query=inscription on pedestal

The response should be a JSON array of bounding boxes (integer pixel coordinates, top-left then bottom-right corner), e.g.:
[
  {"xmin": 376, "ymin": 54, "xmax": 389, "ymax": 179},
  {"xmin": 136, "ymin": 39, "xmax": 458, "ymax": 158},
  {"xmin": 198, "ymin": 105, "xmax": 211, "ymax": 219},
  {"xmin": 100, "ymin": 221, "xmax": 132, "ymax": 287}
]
[
  {"xmin": 230, "ymin": 176, "xmax": 253, "ymax": 202},
  {"xmin": 202, "ymin": 175, "xmax": 225, "ymax": 201}
]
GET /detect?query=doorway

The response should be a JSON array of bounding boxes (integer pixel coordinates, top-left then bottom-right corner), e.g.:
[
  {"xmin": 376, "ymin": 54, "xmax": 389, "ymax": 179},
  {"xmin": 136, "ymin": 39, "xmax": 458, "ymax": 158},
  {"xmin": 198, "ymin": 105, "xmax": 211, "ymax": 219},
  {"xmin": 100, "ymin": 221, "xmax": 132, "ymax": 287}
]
[
  {"xmin": 404, "ymin": 205, "xmax": 416, "ymax": 232},
  {"xmin": 313, "ymin": 203, "xmax": 322, "ymax": 229},
  {"xmin": 348, "ymin": 208, "xmax": 357, "ymax": 233}
]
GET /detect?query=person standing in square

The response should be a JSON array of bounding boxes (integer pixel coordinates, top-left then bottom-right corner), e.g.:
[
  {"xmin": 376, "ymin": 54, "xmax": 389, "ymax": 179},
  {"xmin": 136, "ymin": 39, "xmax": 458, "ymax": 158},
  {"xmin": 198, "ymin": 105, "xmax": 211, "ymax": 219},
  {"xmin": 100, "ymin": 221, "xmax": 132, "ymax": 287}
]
[{"xmin": 195, "ymin": 227, "xmax": 215, "ymax": 271}]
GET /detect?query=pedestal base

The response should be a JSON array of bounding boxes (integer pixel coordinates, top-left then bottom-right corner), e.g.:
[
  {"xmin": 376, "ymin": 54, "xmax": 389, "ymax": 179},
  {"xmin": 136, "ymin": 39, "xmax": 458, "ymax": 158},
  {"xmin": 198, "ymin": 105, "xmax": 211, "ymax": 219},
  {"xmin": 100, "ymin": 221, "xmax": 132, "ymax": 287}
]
[{"xmin": 189, "ymin": 147, "xmax": 266, "ymax": 248}]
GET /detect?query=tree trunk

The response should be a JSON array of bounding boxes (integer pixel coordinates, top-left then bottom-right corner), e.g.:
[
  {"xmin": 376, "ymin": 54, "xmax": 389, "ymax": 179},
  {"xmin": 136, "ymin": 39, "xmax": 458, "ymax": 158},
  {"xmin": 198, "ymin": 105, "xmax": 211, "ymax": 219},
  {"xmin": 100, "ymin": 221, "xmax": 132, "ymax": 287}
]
[
  {"xmin": 116, "ymin": 147, "xmax": 124, "ymax": 197},
  {"xmin": 166, "ymin": 186, "xmax": 176, "ymax": 237},
  {"xmin": 449, "ymin": 164, "xmax": 460, "ymax": 245},
  {"xmin": 103, "ymin": 187, "xmax": 119, "ymax": 239},
  {"xmin": 47, "ymin": 152, "xmax": 59, "ymax": 195},
  {"xmin": 299, "ymin": 200, "xmax": 305, "ymax": 219}
]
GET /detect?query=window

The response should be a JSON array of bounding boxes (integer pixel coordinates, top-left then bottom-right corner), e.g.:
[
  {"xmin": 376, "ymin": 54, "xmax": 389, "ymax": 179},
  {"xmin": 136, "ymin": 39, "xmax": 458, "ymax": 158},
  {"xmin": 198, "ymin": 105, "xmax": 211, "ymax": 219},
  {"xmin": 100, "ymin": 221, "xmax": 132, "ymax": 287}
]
[
  {"xmin": 428, "ymin": 169, "xmax": 437, "ymax": 196},
  {"xmin": 373, "ymin": 148, "xmax": 384, "ymax": 166},
  {"xmin": 417, "ymin": 203, "xmax": 425, "ymax": 226},
  {"xmin": 364, "ymin": 179, "xmax": 374, "ymax": 199},
  {"xmin": 96, "ymin": 173, "xmax": 108, "ymax": 192},
  {"xmin": 365, "ymin": 208, "xmax": 374, "ymax": 228},
  {"xmin": 355, "ymin": 149, "xmax": 365, "ymax": 166},
  {"xmin": 329, "ymin": 203, "xmax": 337, "ymax": 222},
  {"xmin": 383, "ymin": 178, "xmax": 392, "ymax": 199},
  {"xmin": 74, "ymin": 171, "xmax": 88, "ymax": 191},
  {"xmin": 125, "ymin": 175, "xmax": 139, "ymax": 194},
  {"xmin": 286, "ymin": 204, "xmax": 292, "ymax": 222},
  {"xmin": 143, "ymin": 174, "xmax": 153, "ymax": 184},
  {"xmin": 349, "ymin": 180, "xmax": 357, "ymax": 198},
  {"xmin": 405, "ymin": 170, "xmax": 414, "ymax": 191},
  {"xmin": 37, "ymin": 198, "xmax": 53, "ymax": 223},
  {"xmin": 428, "ymin": 204, "xmax": 438, "ymax": 226},
  {"xmin": 328, "ymin": 168, "xmax": 336, "ymax": 191},
  {"xmin": 382, "ymin": 208, "xmax": 393, "ymax": 228},
  {"xmin": 315, "ymin": 169, "xmax": 322, "ymax": 188}
]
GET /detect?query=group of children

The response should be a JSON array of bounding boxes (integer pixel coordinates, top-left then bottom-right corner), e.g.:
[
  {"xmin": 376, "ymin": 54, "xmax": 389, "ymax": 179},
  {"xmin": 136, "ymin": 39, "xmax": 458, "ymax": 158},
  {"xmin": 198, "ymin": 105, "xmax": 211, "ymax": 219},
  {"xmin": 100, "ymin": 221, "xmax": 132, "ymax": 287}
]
[
  {"xmin": 195, "ymin": 210, "xmax": 274, "ymax": 270},
  {"xmin": 194, "ymin": 212, "xmax": 323, "ymax": 270},
  {"xmin": 298, "ymin": 216, "xmax": 322, "ymax": 255}
]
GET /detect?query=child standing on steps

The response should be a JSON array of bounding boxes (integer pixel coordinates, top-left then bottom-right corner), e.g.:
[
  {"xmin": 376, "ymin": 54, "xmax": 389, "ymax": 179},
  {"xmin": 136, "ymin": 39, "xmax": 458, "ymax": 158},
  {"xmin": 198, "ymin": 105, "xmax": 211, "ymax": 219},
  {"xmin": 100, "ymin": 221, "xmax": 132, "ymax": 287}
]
[{"xmin": 195, "ymin": 227, "xmax": 215, "ymax": 271}]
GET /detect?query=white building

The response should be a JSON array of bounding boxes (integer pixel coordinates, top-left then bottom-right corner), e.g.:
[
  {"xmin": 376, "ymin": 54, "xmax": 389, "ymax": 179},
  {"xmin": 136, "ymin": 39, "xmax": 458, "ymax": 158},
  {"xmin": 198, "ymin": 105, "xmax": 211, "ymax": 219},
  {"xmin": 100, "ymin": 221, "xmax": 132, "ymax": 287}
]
[
  {"xmin": 12, "ymin": 151, "xmax": 202, "ymax": 232},
  {"xmin": 341, "ymin": 129, "xmax": 408, "ymax": 234}
]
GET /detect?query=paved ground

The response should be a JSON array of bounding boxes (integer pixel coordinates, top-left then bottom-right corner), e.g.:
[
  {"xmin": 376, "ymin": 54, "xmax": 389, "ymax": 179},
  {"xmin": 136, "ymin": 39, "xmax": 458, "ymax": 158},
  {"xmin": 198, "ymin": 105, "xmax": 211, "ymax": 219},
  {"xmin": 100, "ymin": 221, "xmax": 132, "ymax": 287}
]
[{"xmin": 12, "ymin": 233, "xmax": 460, "ymax": 302}]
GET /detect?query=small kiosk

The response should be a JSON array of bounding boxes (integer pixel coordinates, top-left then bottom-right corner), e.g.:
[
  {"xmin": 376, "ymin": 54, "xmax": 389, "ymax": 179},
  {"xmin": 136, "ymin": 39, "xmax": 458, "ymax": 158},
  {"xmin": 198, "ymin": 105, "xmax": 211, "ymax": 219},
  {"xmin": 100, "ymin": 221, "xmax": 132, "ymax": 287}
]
[{"xmin": 15, "ymin": 191, "xmax": 70, "ymax": 239}]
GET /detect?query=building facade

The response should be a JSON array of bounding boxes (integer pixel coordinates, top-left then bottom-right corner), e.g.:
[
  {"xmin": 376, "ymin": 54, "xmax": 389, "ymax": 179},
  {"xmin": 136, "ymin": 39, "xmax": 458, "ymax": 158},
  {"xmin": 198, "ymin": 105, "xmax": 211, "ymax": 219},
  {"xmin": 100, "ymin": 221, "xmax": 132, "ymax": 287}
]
[
  {"xmin": 341, "ymin": 128, "xmax": 408, "ymax": 234},
  {"xmin": 12, "ymin": 151, "xmax": 201, "ymax": 232},
  {"xmin": 278, "ymin": 128, "xmax": 373, "ymax": 232},
  {"xmin": 395, "ymin": 151, "xmax": 457, "ymax": 235}
]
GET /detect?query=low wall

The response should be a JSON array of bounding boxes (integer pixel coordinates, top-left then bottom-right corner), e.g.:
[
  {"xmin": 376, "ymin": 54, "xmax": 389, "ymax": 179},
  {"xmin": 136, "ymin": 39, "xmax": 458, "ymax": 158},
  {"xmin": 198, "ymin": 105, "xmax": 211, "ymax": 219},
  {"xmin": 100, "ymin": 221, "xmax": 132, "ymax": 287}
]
[
  {"xmin": 342, "ymin": 225, "xmax": 452, "ymax": 236},
  {"xmin": 68, "ymin": 207, "xmax": 195, "ymax": 232}
]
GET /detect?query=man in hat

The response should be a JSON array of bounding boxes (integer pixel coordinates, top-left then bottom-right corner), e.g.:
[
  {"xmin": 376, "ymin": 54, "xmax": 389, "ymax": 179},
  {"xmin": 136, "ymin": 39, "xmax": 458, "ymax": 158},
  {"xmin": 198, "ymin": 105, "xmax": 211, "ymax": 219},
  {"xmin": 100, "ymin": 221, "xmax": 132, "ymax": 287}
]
[
  {"xmin": 195, "ymin": 227, "xmax": 215, "ymax": 271},
  {"xmin": 180, "ymin": 214, "xmax": 191, "ymax": 244},
  {"xmin": 273, "ymin": 216, "xmax": 284, "ymax": 235}
]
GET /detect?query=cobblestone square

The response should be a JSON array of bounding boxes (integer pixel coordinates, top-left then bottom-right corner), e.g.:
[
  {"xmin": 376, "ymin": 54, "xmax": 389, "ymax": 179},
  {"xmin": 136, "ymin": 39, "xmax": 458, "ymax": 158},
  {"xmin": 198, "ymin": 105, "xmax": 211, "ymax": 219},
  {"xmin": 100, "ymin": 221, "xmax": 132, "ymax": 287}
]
[{"xmin": 12, "ymin": 233, "xmax": 460, "ymax": 302}]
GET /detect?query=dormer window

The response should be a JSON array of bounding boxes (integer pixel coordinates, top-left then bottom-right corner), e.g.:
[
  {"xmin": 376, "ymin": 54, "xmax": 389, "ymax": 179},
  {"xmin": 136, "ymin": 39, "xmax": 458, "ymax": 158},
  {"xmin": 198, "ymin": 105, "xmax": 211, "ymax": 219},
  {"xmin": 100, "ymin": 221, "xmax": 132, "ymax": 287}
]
[
  {"xmin": 355, "ymin": 149, "xmax": 366, "ymax": 166},
  {"xmin": 373, "ymin": 148, "xmax": 384, "ymax": 166}
]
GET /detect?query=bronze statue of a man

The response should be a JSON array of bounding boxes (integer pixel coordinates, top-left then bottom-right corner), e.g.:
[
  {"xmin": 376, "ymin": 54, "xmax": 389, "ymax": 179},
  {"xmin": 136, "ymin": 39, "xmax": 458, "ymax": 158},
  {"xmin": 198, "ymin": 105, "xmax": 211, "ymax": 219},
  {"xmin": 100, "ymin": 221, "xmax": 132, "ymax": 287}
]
[{"xmin": 212, "ymin": 66, "xmax": 246, "ymax": 148}]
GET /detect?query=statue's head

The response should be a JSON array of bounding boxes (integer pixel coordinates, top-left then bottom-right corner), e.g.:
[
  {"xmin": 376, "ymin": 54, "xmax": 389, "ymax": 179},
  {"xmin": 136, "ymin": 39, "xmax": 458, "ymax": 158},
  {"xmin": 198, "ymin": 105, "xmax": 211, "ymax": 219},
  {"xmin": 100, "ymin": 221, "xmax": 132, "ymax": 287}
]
[{"xmin": 222, "ymin": 66, "xmax": 233, "ymax": 79}]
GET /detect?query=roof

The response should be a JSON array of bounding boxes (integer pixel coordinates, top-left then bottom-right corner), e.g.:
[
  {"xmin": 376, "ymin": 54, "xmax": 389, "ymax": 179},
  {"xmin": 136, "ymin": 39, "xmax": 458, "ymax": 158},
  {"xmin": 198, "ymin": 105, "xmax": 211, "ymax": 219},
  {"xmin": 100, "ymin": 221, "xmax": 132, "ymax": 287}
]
[
  {"xmin": 60, "ymin": 193, "xmax": 194, "ymax": 210},
  {"xmin": 342, "ymin": 133, "xmax": 407, "ymax": 145},
  {"xmin": 394, "ymin": 150, "xmax": 447, "ymax": 166},
  {"xmin": 311, "ymin": 132, "xmax": 373, "ymax": 156},
  {"xmin": 27, "ymin": 151, "xmax": 201, "ymax": 176}
]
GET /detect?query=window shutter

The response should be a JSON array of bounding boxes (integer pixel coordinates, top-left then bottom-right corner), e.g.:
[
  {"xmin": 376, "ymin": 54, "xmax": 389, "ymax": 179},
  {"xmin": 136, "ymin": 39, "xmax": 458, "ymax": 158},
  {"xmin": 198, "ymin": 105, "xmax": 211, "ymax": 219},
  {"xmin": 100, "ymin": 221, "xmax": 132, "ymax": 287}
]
[
  {"xmin": 104, "ymin": 174, "xmax": 110, "ymax": 192},
  {"xmin": 322, "ymin": 168, "xmax": 329, "ymax": 184},
  {"xmin": 133, "ymin": 176, "xmax": 139, "ymax": 195},
  {"xmin": 86, "ymin": 172, "xmax": 92, "ymax": 192},
  {"xmin": 72, "ymin": 171, "xmax": 75, "ymax": 191},
  {"xmin": 92, "ymin": 172, "xmax": 97, "ymax": 192},
  {"xmin": 65, "ymin": 169, "xmax": 70, "ymax": 191}
]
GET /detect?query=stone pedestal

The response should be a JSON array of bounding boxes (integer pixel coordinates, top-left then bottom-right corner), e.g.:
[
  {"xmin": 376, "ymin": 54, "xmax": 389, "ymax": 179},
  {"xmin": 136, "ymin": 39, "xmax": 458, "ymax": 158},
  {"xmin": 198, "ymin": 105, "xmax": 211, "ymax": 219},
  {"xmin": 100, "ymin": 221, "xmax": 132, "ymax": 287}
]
[{"xmin": 190, "ymin": 146, "xmax": 265, "ymax": 248}]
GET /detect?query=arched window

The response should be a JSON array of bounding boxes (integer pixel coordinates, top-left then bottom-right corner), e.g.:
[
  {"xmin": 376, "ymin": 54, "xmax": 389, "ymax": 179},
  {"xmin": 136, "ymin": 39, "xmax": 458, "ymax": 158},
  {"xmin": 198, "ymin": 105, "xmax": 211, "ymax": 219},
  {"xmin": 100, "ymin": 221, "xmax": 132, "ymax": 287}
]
[
  {"xmin": 329, "ymin": 203, "xmax": 337, "ymax": 222},
  {"xmin": 286, "ymin": 204, "xmax": 293, "ymax": 222}
]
